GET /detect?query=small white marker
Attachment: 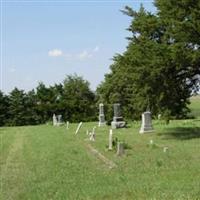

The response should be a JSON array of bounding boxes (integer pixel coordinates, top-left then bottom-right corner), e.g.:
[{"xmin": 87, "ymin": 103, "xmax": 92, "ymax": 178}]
[
  {"xmin": 163, "ymin": 147, "xmax": 168, "ymax": 153},
  {"xmin": 66, "ymin": 121, "xmax": 69, "ymax": 129},
  {"xmin": 150, "ymin": 139, "xmax": 154, "ymax": 145},
  {"xmin": 75, "ymin": 122, "xmax": 83, "ymax": 134},
  {"xmin": 92, "ymin": 126, "xmax": 96, "ymax": 134},
  {"xmin": 108, "ymin": 129, "xmax": 113, "ymax": 150}
]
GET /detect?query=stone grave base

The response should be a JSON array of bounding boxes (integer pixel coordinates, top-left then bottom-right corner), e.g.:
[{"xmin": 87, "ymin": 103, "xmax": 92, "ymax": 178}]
[
  {"xmin": 57, "ymin": 122, "xmax": 65, "ymax": 126},
  {"xmin": 139, "ymin": 126, "xmax": 154, "ymax": 134},
  {"xmin": 111, "ymin": 121, "xmax": 126, "ymax": 129},
  {"xmin": 98, "ymin": 122, "xmax": 106, "ymax": 127}
]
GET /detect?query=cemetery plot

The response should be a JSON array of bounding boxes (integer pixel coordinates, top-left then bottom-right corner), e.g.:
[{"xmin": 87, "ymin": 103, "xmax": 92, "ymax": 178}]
[{"xmin": 1, "ymin": 120, "xmax": 200, "ymax": 200}]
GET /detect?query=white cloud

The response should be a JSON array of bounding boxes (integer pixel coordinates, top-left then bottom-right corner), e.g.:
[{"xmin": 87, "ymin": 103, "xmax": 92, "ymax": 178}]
[
  {"xmin": 78, "ymin": 50, "xmax": 92, "ymax": 60},
  {"xmin": 48, "ymin": 49, "xmax": 63, "ymax": 57},
  {"xmin": 93, "ymin": 46, "xmax": 99, "ymax": 52},
  {"xmin": 48, "ymin": 48, "xmax": 95, "ymax": 60}
]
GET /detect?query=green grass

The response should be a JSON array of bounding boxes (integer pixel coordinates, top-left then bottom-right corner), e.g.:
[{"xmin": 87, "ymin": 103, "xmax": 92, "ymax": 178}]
[
  {"xmin": 189, "ymin": 95, "xmax": 200, "ymax": 118},
  {"xmin": 1, "ymin": 119, "xmax": 200, "ymax": 200},
  {"xmin": 0, "ymin": 97, "xmax": 200, "ymax": 200}
]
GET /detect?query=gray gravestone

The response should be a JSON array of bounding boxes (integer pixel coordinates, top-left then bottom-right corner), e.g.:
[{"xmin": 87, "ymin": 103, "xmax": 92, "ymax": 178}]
[
  {"xmin": 98, "ymin": 103, "xmax": 106, "ymax": 126},
  {"xmin": 116, "ymin": 142, "xmax": 124, "ymax": 156},
  {"xmin": 139, "ymin": 111, "xmax": 154, "ymax": 133},
  {"xmin": 111, "ymin": 103, "xmax": 126, "ymax": 129},
  {"xmin": 57, "ymin": 114, "xmax": 62, "ymax": 126}
]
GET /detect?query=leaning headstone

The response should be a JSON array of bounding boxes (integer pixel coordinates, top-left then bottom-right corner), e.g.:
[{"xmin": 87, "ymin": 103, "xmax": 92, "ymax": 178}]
[
  {"xmin": 108, "ymin": 129, "xmax": 113, "ymax": 150},
  {"xmin": 111, "ymin": 103, "xmax": 126, "ymax": 129},
  {"xmin": 116, "ymin": 142, "xmax": 124, "ymax": 156},
  {"xmin": 75, "ymin": 122, "xmax": 83, "ymax": 134},
  {"xmin": 98, "ymin": 103, "xmax": 106, "ymax": 126},
  {"xmin": 139, "ymin": 111, "xmax": 154, "ymax": 133},
  {"xmin": 53, "ymin": 114, "xmax": 57, "ymax": 126}
]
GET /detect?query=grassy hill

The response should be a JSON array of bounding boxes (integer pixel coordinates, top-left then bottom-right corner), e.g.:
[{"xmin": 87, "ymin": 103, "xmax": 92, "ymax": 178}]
[
  {"xmin": 1, "ymin": 118, "xmax": 200, "ymax": 199},
  {"xmin": 189, "ymin": 95, "xmax": 200, "ymax": 118}
]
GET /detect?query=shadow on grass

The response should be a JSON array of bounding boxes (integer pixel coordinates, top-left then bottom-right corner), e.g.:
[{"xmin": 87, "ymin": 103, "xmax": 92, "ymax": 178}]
[{"xmin": 159, "ymin": 127, "xmax": 200, "ymax": 140}]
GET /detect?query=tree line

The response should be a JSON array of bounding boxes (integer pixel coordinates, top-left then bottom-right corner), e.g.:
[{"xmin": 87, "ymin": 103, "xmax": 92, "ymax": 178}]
[
  {"xmin": 0, "ymin": 75, "xmax": 97, "ymax": 126},
  {"xmin": 1, "ymin": 0, "xmax": 199, "ymax": 126}
]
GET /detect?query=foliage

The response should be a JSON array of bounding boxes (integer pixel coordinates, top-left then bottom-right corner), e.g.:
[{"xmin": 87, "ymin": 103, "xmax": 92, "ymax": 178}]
[
  {"xmin": 0, "ymin": 91, "xmax": 9, "ymax": 126},
  {"xmin": 62, "ymin": 74, "xmax": 96, "ymax": 122},
  {"xmin": 97, "ymin": 2, "xmax": 200, "ymax": 120},
  {"xmin": 8, "ymin": 88, "xmax": 28, "ymax": 126},
  {"xmin": 36, "ymin": 82, "xmax": 60, "ymax": 123},
  {"xmin": 7, "ymin": 88, "xmax": 39, "ymax": 126},
  {"xmin": 0, "ymin": 75, "xmax": 96, "ymax": 126}
]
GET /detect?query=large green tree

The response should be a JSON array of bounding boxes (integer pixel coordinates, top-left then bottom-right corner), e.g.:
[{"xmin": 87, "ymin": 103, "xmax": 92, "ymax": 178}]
[
  {"xmin": 155, "ymin": 0, "xmax": 200, "ymax": 92},
  {"xmin": 97, "ymin": 3, "xmax": 200, "ymax": 121}
]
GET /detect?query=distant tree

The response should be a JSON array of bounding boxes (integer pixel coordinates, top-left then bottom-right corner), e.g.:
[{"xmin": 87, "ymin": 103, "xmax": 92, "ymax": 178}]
[
  {"xmin": 0, "ymin": 74, "xmax": 97, "ymax": 127},
  {"xmin": 0, "ymin": 91, "xmax": 9, "ymax": 126},
  {"xmin": 50, "ymin": 83, "xmax": 64, "ymax": 118},
  {"xmin": 24, "ymin": 90, "xmax": 40, "ymax": 125},
  {"xmin": 62, "ymin": 74, "xmax": 96, "ymax": 122},
  {"xmin": 36, "ymin": 82, "xmax": 56, "ymax": 123},
  {"xmin": 8, "ymin": 88, "xmax": 27, "ymax": 126}
]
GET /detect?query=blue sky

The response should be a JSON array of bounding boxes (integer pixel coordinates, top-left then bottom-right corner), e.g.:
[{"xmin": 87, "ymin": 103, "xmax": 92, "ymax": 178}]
[{"xmin": 1, "ymin": 0, "xmax": 155, "ymax": 93}]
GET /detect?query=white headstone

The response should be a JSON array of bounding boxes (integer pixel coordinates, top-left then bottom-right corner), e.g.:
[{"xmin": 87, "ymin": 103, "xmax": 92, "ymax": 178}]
[
  {"xmin": 53, "ymin": 114, "xmax": 57, "ymax": 126},
  {"xmin": 66, "ymin": 121, "xmax": 69, "ymax": 129},
  {"xmin": 163, "ymin": 147, "xmax": 169, "ymax": 153},
  {"xmin": 108, "ymin": 129, "xmax": 113, "ymax": 150},
  {"xmin": 139, "ymin": 111, "xmax": 154, "ymax": 133},
  {"xmin": 75, "ymin": 122, "xmax": 83, "ymax": 134},
  {"xmin": 98, "ymin": 103, "xmax": 106, "ymax": 126}
]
